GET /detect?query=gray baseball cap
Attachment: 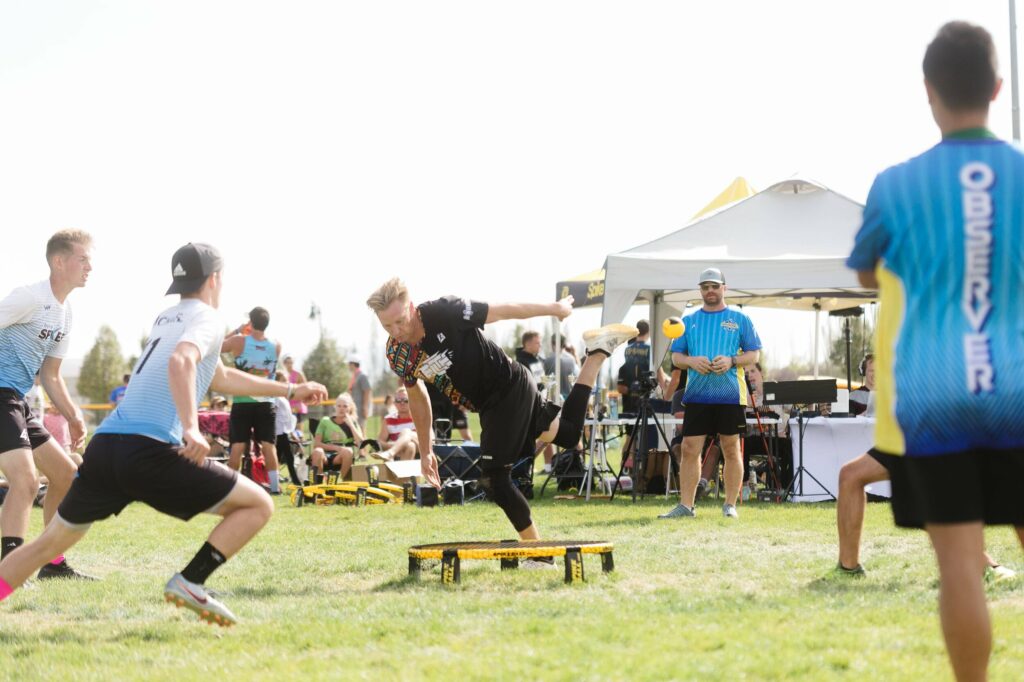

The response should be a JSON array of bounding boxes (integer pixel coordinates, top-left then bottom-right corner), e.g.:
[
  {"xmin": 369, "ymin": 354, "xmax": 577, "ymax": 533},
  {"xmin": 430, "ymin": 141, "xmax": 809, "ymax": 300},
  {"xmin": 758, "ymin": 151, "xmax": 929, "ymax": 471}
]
[{"xmin": 698, "ymin": 267, "xmax": 725, "ymax": 285}]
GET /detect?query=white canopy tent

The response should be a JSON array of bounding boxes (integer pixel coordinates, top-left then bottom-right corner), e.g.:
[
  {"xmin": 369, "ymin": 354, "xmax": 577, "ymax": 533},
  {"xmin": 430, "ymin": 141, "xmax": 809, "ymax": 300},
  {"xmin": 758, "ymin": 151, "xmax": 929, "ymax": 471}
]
[{"xmin": 600, "ymin": 178, "xmax": 876, "ymax": 369}]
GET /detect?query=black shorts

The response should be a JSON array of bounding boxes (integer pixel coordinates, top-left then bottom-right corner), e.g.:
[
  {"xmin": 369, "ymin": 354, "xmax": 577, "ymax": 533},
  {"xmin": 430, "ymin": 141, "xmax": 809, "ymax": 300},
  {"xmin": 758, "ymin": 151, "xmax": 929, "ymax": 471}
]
[
  {"xmin": 0, "ymin": 389, "xmax": 52, "ymax": 452},
  {"xmin": 681, "ymin": 403, "xmax": 747, "ymax": 437},
  {"xmin": 478, "ymin": 364, "xmax": 559, "ymax": 470},
  {"xmin": 866, "ymin": 448, "xmax": 922, "ymax": 529},
  {"xmin": 229, "ymin": 401, "xmax": 276, "ymax": 444},
  {"xmin": 888, "ymin": 449, "xmax": 1024, "ymax": 528},
  {"xmin": 58, "ymin": 433, "xmax": 239, "ymax": 525},
  {"xmin": 309, "ymin": 447, "xmax": 347, "ymax": 471}
]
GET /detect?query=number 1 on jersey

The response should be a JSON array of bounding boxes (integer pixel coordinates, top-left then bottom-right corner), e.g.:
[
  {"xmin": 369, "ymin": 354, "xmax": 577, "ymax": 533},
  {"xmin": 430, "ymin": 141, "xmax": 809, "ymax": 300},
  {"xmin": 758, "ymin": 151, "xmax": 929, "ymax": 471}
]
[{"xmin": 136, "ymin": 338, "xmax": 162, "ymax": 375}]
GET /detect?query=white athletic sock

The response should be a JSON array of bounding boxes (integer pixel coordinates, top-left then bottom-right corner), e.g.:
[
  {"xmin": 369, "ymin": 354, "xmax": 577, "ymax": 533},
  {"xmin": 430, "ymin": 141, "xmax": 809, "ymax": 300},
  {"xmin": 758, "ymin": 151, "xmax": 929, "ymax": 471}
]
[{"xmin": 268, "ymin": 470, "xmax": 280, "ymax": 493}]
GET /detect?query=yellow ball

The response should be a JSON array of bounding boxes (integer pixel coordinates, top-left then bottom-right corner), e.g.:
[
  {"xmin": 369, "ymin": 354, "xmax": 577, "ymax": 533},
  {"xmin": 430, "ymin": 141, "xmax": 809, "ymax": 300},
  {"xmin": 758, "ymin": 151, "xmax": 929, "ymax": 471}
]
[{"xmin": 662, "ymin": 316, "xmax": 685, "ymax": 339}]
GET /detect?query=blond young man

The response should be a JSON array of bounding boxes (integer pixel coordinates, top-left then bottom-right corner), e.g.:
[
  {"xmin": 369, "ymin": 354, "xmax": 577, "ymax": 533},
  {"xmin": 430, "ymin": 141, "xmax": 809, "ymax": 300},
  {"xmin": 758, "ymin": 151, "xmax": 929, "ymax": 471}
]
[
  {"xmin": 0, "ymin": 230, "xmax": 94, "ymax": 580},
  {"xmin": 367, "ymin": 278, "xmax": 635, "ymax": 555}
]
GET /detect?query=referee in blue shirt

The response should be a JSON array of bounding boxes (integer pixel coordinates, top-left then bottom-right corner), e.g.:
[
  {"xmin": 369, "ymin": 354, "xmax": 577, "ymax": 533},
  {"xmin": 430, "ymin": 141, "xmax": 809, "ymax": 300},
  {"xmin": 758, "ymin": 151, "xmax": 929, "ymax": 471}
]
[{"xmin": 659, "ymin": 267, "xmax": 761, "ymax": 519}]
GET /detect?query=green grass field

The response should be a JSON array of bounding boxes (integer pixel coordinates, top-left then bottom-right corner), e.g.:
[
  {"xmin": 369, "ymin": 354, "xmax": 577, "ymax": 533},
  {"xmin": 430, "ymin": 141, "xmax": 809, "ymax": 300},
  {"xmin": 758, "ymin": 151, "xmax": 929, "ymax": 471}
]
[{"xmin": 3, "ymin": 482, "xmax": 1024, "ymax": 681}]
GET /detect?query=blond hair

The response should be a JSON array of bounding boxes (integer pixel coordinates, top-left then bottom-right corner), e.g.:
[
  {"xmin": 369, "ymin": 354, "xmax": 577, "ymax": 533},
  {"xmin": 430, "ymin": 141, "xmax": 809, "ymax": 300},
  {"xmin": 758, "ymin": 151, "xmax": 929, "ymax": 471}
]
[
  {"xmin": 46, "ymin": 229, "xmax": 93, "ymax": 264},
  {"xmin": 366, "ymin": 277, "xmax": 409, "ymax": 312},
  {"xmin": 335, "ymin": 392, "xmax": 354, "ymax": 407}
]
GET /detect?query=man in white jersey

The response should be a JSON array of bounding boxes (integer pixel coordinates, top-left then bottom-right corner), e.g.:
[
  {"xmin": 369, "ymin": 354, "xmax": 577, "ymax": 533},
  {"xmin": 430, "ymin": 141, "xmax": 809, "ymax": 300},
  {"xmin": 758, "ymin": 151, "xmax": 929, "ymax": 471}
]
[
  {"xmin": 0, "ymin": 230, "xmax": 94, "ymax": 580},
  {"xmin": 0, "ymin": 243, "xmax": 327, "ymax": 626}
]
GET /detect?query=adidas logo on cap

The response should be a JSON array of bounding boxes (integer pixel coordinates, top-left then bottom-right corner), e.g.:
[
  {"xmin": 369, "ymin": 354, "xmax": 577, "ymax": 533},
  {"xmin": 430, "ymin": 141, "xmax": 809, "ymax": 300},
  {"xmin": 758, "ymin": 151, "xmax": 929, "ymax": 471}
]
[{"xmin": 173, "ymin": 263, "xmax": 187, "ymax": 277}]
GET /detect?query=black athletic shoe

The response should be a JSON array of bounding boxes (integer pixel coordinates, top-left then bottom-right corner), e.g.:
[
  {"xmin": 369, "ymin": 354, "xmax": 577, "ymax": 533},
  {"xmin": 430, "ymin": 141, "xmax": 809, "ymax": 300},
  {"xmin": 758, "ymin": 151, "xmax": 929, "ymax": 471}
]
[
  {"xmin": 37, "ymin": 560, "xmax": 98, "ymax": 581},
  {"xmin": 834, "ymin": 562, "xmax": 865, "ymax": 577}
]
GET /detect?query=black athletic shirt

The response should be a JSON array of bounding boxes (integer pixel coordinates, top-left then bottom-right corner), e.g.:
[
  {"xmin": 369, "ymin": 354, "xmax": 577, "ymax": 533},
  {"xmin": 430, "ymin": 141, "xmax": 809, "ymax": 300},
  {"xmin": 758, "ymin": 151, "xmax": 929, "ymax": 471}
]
[{"xmin": 414, "ymin": 296, "xmax": 514, "ymax": 411}]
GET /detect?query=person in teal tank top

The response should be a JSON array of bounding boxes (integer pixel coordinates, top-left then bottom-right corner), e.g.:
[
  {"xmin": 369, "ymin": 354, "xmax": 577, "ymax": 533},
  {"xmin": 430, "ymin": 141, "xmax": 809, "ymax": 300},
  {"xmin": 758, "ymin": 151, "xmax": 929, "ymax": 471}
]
[{"xmin": 221, "ymin": 306, "xmax": 283, "ymax": 493}]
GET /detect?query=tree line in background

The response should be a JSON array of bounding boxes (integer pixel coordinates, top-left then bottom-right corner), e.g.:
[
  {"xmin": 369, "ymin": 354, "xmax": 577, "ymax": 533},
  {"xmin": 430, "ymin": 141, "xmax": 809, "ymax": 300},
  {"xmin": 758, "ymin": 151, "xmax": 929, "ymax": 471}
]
[{"xmin": 76, "ymin": 311, "xmax": 875, "ymax": 406}]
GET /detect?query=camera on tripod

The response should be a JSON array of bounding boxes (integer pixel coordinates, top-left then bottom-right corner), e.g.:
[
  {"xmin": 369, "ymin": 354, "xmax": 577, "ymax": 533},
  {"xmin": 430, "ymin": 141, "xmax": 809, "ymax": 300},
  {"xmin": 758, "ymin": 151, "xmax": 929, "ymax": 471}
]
[{"xmin": 632, "ymin": 370, "xmax": 658, "ymax": 398}]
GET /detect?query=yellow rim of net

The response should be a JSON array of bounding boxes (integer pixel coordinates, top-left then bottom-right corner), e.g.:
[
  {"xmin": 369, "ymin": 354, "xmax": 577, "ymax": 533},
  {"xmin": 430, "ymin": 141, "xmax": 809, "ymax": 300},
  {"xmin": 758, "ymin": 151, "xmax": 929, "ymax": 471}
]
[{"xmin": 409, "ymin": 540, "xmax": 613, "ymax": 560}]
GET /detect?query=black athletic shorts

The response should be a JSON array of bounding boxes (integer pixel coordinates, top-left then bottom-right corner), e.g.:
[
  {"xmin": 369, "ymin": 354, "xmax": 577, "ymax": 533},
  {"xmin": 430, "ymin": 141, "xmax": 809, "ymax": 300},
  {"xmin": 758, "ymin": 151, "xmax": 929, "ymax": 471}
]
[
  {"xmin": 58, "ymin": 433, "xmax": 239, "ymax": 525},
  {"xmin": 478, "ymin": 363, "xmax": 559, "ymax": 470},
  {"xmin": 681, "ymin": 403, "xmax": 747, "ymax": 437},
  {"xmin": 229, "ymin": 401, "xmax": 276, "ymax": 444},
  {"xmin": 866, "ymin": 448, "xmax": 922, "ymax": 529},
  {"xmin": 309, "ymin": 447, "xmax": 346, "ymax": 471},
  {"xmin": 0, "ymin": 389, "xmax": 52, "ymax": 452},
  {"xmin": 888, "ymin": 449, "xmax": 1024, "ymax": 528}
]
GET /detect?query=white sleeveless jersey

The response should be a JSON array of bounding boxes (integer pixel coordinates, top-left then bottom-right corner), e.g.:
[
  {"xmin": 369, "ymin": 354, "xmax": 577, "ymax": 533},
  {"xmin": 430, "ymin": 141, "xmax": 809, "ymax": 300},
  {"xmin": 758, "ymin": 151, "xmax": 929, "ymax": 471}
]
[
  {"xmin": 96, "ymin": 299, "xmax": 224, "ymax": 444},
  {"xmin": 0, "ymin": 280, "xmax": 72, "ymax": 397}
]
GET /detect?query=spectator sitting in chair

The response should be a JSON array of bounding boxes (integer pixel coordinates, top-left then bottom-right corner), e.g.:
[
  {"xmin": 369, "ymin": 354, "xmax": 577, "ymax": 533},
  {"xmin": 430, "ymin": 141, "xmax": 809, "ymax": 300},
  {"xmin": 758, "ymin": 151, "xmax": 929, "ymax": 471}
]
[
  {"xmin": 376, "ymin": 386, "xmax": 418, "ymax": 463},
  {"xmin": 311, "ymin": 393, "xmax": 363, "ymax": 480}
]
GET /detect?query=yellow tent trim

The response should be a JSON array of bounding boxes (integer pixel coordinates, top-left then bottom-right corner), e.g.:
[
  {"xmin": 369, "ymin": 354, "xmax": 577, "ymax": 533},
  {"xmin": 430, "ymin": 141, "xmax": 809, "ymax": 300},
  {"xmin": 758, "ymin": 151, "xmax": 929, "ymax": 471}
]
[{"xmin": 692, "ymin": 176, "xmax": 756, "ymax": 219}]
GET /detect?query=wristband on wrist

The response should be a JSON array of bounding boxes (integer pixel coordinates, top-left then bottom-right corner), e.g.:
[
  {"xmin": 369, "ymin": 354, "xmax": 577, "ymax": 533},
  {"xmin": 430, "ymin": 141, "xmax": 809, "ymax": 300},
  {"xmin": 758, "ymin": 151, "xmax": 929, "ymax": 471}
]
[{"xmin": 287, "ymin": 383, "xmax": 295, "ymax": 400}]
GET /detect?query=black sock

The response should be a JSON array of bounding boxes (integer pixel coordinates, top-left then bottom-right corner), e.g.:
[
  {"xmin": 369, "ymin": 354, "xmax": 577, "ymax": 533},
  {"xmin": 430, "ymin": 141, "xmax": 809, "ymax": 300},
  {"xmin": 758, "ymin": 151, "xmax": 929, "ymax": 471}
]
[
  {"xmin": 562, "ymin": 383, "xmax": 592, "ymax": 425},
  {"xmin": 1, "ymin": 537, "xmax": 23, "ymax": 560},
  {"xmin": 181, "ymin": 542, "xmax": 227, "ymax": 585}
]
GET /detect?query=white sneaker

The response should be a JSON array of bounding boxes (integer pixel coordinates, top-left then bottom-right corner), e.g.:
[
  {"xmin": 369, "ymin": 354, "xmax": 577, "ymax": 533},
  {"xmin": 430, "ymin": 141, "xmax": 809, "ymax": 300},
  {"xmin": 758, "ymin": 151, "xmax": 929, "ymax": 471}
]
[
  {"xmin": 658, "ymin": 504, "xmax": 696, "ymax": 519},
  {"xmin": 164, "ymin": 573, "xmax": 237, "ymax": 627},
  {"xmin": 722, "ymin": 503, "xmax": 739, "ymax": 519},
  {"xmin": 583, "ymin": 324, "xmax": 639, "ymax": 357},
  {"xmin": 986, "ymin": 564, "xmax": 1017, "ymax": 583}
]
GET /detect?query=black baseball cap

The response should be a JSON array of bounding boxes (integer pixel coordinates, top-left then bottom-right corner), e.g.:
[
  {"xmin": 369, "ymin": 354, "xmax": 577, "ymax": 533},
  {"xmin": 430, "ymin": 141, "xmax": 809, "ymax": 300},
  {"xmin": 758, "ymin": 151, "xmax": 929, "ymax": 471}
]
[{"xmin": 166, "ymin": 242, "xmax": 223, "ymax": 295}]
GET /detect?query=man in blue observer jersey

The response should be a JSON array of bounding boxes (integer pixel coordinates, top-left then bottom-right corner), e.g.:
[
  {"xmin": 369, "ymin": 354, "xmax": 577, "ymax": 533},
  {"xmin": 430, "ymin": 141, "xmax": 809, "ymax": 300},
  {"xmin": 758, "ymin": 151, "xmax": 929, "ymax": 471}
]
[
  {"xmin": 847, "ymin": 22, "xmax": 1024, "ymax": 681},
  {"xmin": 0, "ymin": 243, "xmax": 327, "ymax": 626},
  {"xmin": 658, "ymin": 267, "xmax": 761, "ymax": 520}
]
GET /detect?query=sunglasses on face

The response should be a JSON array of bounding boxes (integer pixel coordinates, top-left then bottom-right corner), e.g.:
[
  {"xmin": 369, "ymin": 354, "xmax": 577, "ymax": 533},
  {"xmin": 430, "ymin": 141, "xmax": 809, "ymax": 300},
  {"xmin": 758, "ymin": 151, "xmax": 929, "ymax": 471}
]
[{"xmin": 394, "ymin": 398, "xmax": 409, "ymax": 403}]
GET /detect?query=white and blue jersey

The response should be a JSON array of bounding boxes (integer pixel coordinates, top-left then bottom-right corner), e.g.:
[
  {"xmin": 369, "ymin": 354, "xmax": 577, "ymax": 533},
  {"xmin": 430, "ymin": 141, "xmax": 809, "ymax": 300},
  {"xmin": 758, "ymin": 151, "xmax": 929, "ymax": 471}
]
[
  {"xmin": 671, "ymin": 307, "xmax": 761, "ymax": 406},
  {"xmin": 0, "ymin": 280, "xmax": 72, "ymax": 397},
  {"xmin": 96, "ymin": 299, "xmax": 224, "ymax": 444},
  {"xmin": 848, "ymin": 131, "xmax": 1024, "ymax": 457}
]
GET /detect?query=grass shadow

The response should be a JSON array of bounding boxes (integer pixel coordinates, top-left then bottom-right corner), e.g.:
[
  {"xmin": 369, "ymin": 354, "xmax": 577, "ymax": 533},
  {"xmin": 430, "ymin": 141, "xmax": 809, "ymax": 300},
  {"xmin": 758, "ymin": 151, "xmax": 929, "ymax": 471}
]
[
  {"xmin": 232, "ymin": 584, "xmax": 325, "ymax": 598},
  {"xmin": 805, "ymin": 574, "xmax": 910, "ymax": 595}
]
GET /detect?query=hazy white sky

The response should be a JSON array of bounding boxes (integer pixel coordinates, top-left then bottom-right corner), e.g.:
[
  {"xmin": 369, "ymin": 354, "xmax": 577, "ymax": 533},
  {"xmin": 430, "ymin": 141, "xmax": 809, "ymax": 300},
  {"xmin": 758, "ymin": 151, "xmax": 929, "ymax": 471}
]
[{"xmin": 0, "ymin": 0, "xmax": 1017, "ymax": 378}]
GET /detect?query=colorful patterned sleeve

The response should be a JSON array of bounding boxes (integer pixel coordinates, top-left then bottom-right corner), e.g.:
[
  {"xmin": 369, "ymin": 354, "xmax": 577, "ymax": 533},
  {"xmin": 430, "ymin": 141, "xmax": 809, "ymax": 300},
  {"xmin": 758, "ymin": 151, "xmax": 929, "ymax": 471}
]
[{"xmin": 385, "ymin": 338, "xmax": 421, "ymax": 387}]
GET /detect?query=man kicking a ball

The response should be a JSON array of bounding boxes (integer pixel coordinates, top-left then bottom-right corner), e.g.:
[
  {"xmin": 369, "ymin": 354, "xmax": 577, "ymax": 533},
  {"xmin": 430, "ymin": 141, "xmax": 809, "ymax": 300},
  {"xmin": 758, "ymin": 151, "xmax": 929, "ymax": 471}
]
[
  {"xmin": 0, "ymin": 243, "xmax": 326, "ymax": 625},
  {"xmin": 367, "ymin": 278, "xmax": 635, "ymax": 560}
]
